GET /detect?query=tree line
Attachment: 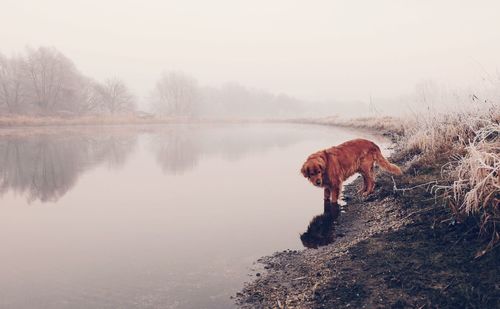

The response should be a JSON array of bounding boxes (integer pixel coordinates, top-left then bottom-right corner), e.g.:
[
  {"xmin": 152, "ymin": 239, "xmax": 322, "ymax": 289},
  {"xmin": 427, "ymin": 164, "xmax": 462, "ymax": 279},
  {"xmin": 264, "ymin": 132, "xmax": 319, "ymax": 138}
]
[
  {"xmin": 150, "ymin": 72, "xmax": 305, "ymax": 118},
  {"xmin": 0, "ymin": 46, "xmax": 308, "ymax": 118},
  {"xmin": 0, "ymin": 47, "xmax": 135, "ymax": 116}
]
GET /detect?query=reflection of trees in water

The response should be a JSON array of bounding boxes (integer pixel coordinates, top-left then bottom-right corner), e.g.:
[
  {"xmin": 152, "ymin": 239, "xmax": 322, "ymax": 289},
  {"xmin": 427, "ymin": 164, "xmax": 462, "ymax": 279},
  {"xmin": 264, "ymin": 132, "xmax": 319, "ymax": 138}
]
[
  {"xmin": 0, "ymin": 136, "xmax": 85, "ymax": 202},
  {"xmin": 198, "ymin": 125, "xmax": 302, "ymax": 161},
  {"xmin": 151, "ymin": 124, "xmax": 311, "ymax": 175},
  {"xmin": 0, "ymin": 132, "xmax": 137, "ymax": 203},
  {"xmin": 152, "ymin": 127, "xmax": 200, "ymax": 174},
  {"xmin": 87, "ymin": 134, "xmax": 137, "ymax": 168}
]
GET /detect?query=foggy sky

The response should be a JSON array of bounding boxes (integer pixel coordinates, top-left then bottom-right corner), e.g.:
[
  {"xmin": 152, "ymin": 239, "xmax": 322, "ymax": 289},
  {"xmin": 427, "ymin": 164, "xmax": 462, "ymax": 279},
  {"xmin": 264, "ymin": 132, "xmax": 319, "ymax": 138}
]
[{"xmin": 1, "ymin": 0, "xmax": 499, "ymax": 109}]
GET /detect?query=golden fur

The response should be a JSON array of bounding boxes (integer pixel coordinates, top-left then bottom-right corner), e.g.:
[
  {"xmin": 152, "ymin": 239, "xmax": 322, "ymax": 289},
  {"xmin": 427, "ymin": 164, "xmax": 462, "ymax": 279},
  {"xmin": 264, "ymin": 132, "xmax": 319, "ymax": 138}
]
[{"xmin": 301, "ymin": 139, "xmax": 402, "ymax": 204}]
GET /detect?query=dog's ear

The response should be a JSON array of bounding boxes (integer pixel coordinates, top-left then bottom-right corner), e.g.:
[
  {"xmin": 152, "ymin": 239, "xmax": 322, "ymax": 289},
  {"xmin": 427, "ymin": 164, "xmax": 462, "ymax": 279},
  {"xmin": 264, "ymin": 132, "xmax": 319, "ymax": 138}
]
[
  {"xmin": 301, "ymin": 163, "xmax": 308, "ymax": 177},
  {"xmin": 318, "ymin": 162, "xmax": 325, "ymax": 172},
  {"xmin": 317, "ymin": 156, "xmax": 326, "ymax": 172}
]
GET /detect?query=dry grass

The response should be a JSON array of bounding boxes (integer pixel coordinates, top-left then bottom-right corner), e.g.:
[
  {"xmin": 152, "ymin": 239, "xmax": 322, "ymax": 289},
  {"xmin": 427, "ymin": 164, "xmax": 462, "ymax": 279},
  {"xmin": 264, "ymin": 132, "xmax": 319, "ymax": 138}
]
[
  {"xmin": 398, "ymin": 103, "xmax": 499, "ymax": 253},
  {"xmin": 453, "ymin": 123, "xmax": 499, "ymax": 215},
  {"xmin": 402, "ymin": 106, "xmax": 498, "ymax": 157},
  {"xmin": 0, "ymin": 114, "xmax": 277, "ymax": 128},
  {"xmin": 288, "ymin": 115, "xmax": 406, "ymax": 136},
  {"xmin": 450, "ymin": 121, "xmax": 499, "ymax": 254},
  {"xmin": 0, "ymin": 114, "xmax": 148, "ymax": 127}
]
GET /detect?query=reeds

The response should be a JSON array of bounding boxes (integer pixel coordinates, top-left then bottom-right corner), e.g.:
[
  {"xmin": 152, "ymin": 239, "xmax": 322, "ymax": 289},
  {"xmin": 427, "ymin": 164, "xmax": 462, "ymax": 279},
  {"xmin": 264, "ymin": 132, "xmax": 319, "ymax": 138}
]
[
  {"xmin": 451, "ymin": 120, "xmax": 499, "ymax": 253},
  {"xmin": 400, "ymin": 103, "xmax": 499, "ymax": 251}
]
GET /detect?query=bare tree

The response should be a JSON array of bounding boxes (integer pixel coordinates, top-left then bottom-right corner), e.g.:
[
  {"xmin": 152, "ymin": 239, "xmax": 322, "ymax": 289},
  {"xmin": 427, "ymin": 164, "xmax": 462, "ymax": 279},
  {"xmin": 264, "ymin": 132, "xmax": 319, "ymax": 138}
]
[
  {"xmin": 74, "ymin": 78, "xmax": 104, "ymax": 115},
  {"xmin": 0, "ymin": 54, "xmax": 27, "ymax": 113},
  {"xmin": 23, "ymin": 47, "xmax": 82, "ymax": 114},
  {"xmin": 0, "ymin": 47, "xmax": 140, "ymax": 116},
  {"xmin": 95, "ymin": 78, "xmax": 136, "ymax": 114},
  {"xmin": 151, "ymin": 71, "xmax": 199, "ymax": 116}
]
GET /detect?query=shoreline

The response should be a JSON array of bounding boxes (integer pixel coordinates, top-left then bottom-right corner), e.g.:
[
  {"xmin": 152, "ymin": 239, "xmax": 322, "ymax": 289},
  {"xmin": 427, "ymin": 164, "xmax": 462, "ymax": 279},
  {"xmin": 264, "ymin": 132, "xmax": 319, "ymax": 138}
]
[
  {"xmin": 236, "ymin": 125, "xmax": 499, "ymax": 308},
  {"xmin": 0, "ymin": 116, "xmax": 399, "ymax": 140},
  {"xmin": 0, "ymin": 115, "xmax": 272, "ymax": 128},
  {"xmin": 0, "ymin": 115, "xmax": 401, "ymax": 127}
]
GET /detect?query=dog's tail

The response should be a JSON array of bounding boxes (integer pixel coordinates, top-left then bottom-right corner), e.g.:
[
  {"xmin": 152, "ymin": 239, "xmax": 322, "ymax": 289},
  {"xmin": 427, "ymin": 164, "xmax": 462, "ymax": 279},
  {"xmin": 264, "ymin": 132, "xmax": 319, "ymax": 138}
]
[{"xmin": 374, "ymin": 150, "xmax": 402, "ymax": 175}]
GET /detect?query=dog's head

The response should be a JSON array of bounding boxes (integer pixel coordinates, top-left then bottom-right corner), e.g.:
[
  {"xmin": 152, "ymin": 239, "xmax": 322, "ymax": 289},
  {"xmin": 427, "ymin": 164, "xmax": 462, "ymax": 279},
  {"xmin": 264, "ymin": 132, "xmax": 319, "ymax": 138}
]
[{"xmin": 301, "ymin": 154, "xmax": 326, "ymax": 187}]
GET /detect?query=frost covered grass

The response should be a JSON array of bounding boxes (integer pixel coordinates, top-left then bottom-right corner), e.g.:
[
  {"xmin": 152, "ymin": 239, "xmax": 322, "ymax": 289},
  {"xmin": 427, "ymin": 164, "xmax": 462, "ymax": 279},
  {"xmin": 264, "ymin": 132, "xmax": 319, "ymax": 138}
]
[
  {"xmin": 288, "ymin": 115, "xmax": 406, "ymax": 136},
  {"xmin": 398, "ymin": 101, "xmax": 499, "ymax": 252}
]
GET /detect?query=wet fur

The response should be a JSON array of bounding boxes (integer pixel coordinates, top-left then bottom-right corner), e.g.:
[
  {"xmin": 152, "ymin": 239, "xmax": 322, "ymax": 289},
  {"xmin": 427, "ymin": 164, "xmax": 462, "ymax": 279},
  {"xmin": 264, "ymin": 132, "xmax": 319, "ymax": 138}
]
[{"xmin": 301, "ymin": 139, "xmax": 402, "ymax": 204}]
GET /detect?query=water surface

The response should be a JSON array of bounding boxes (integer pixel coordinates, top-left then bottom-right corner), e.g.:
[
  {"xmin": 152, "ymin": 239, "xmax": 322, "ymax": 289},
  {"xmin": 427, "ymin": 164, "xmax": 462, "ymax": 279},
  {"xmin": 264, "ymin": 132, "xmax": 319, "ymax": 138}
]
[{"xmin": 0, "ymin": 123, "xmax": 387, "ymax": 308}]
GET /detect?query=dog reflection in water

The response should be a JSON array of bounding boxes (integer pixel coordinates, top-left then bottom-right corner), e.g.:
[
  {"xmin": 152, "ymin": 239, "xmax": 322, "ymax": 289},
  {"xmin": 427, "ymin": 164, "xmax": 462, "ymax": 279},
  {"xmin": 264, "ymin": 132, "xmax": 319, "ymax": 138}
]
[{"xmin": 300, "ymin": 201, "xmax": 340, "ymax": 249}]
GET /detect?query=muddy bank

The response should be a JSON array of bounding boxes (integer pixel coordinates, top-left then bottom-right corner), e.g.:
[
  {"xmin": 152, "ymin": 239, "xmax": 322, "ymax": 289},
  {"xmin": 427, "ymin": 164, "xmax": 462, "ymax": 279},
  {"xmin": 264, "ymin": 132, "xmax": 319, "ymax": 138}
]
[{"xmin": 236, "ymin": 153, "xmax": 499, "ymax": 308}]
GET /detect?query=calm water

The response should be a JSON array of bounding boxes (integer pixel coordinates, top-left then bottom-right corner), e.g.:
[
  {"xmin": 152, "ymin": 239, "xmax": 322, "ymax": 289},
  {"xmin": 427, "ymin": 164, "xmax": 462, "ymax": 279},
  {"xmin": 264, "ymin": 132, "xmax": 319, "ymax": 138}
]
[{"xmin": 0, "ymin": 123, "xmax": 387, "ymax": 309}]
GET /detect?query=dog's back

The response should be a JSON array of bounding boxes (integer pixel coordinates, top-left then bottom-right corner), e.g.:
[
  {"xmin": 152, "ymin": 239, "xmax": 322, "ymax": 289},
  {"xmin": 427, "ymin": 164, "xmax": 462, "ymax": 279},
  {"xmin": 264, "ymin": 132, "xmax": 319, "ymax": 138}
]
[
  {"xmin": 326, "ymin": 139, "xmax": 379, "ymax": 179},
  {"xmin": 330, "ymin": 139, "xmax": 401, "ymax": 177}
]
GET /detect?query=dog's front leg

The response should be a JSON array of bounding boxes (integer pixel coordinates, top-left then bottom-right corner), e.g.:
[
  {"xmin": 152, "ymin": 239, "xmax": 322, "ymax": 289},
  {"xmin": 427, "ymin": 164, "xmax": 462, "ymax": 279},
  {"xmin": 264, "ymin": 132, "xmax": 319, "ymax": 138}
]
[
  {"xmin": 330, "ymin": 185, "xmax": 341, "ymax": 219},
  {"xmin": 330, "ymin": 185, "xmax": 340, "ymax": 205},
  {"xmin": 324, "ymin": 186, "xmax": 340, "ymax": 219},
  {"xmin": 323, "ymin": 188, "xmax": 331, "ymax": 202},
  {"xmin": 323, "ymin": 188, "xmax": 331, "ymax": 212}
]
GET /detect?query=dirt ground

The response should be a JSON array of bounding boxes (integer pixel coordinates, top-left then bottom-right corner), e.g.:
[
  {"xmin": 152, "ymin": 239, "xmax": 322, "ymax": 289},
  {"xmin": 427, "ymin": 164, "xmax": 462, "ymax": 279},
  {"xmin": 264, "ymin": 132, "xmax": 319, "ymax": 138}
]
[{"xmin": 236, "ymin": 153, "xmax": 499, "ymax": 308}]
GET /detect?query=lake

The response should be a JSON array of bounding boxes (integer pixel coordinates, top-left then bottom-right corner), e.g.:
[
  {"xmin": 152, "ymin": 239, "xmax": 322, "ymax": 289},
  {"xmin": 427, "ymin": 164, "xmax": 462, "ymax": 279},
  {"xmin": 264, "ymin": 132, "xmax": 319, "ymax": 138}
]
[{"xmin": 0, "ymin": 123, "xmax": 387, "ymax": 308}]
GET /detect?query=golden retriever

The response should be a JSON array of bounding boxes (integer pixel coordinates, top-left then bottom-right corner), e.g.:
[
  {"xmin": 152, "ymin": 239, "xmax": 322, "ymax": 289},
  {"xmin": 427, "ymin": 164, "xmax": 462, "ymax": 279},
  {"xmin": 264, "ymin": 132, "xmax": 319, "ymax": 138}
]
[{"xmin": 301, "ymin": 138, "xmax": 402, "ymax": 205}]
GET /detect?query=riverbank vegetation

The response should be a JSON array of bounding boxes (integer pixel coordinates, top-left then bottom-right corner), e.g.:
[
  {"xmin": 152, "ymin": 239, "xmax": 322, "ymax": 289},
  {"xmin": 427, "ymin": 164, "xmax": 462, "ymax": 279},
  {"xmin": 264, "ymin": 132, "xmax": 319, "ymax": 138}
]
[
  {"xmin": 288, "ymin": 115, "xmax": 406, "ymax": 137},
  {"xmin": 296, "ymin": 94, "xmax": 499, "ymax": 254},
  {"xmin": 401, "ymin": 101, "xmax": 499, "ymax": 254}
]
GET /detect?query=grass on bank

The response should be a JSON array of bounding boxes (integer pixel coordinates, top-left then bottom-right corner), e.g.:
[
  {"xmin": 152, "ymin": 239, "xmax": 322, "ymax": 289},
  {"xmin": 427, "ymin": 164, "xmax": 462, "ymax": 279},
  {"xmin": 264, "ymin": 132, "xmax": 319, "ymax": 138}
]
[
  {"xmin": 401, "ymin": 104, "xmax": 499, "ymax": 254},
  {"xmin": 0, "ymin": 114, "xmax": 272, "ymax": 127},
  {"xmin": 0, "ymin": 114, "xmax": 192, "ymax": 127},
  {"xmin": 288, "ymin": 115, "xmax": 406, "ymax": 136},
  {"xmin": 0, "ymin": 114, "xmax": 149, "ymax": 127}
]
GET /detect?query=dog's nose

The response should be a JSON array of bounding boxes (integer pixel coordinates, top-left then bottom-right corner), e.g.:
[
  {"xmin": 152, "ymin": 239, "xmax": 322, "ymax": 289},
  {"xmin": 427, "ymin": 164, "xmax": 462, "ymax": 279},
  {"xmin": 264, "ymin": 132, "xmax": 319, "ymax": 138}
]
[{"xmin": 316, "ymin": 179, "xmax": 321, "ymax": 185}]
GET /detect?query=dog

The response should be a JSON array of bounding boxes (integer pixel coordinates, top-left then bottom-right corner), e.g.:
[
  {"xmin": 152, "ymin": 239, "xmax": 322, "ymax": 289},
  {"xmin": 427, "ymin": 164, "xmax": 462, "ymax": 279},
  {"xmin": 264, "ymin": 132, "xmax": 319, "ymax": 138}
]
[{"xmin": 301, "ymin": 138, "xmax": 402, "ymax": 205}]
